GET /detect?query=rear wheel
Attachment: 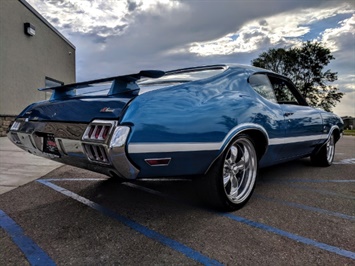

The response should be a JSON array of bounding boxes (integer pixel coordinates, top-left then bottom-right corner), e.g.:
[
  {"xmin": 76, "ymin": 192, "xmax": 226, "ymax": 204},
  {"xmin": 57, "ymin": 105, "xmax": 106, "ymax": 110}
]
[
  {"xmin": 311, "ymin": 133, "xmax": 335, "ymax": 167},
  {"xmin": 196, "ymin": 134, "xmax": 258, "ymax": 211}
]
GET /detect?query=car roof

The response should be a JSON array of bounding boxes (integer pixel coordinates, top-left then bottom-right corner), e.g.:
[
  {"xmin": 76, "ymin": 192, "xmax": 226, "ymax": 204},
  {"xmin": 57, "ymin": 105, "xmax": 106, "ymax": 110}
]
[
  {"xmin": 138, "ymin": 64, "xmax": 281, "ymax": 88},
  {"xmin": 165, "ymin": 64, "xmax": 275, "ymax": 75}
]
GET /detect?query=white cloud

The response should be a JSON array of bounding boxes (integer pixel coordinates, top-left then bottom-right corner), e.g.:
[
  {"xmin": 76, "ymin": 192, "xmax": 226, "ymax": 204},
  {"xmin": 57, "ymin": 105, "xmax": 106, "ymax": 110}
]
[
  {"xmin": 321, "ymin": 14, "xmax": 355, "ymax": 51},
  {"xmin": 189, "ymin": 3, "xmax": 353, "ymax": 56},
  {"xmin": 26, "ymin": 0, "xmax": 355, "ymax": 115},
  {"xmin": 27, "ymin": 0, "xmax": 184, "ymax": 38},
  {"xmin": 332, "ymin": 73, "xmax": 355, "ymax": 117},
  {"xmin": 323, "ymin": 15, "xmax": 355, "ymax": 116},
  {"xmin": 333, "ymin": 90, "xmax": 355, "ymax": 117}
]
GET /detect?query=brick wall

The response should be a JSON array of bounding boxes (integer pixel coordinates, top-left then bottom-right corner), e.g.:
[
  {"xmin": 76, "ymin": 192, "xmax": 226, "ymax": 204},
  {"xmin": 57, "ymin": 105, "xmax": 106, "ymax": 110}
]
[{"xmin": 0, "ymin": 115, "xmax": 16, "ymax": 137}]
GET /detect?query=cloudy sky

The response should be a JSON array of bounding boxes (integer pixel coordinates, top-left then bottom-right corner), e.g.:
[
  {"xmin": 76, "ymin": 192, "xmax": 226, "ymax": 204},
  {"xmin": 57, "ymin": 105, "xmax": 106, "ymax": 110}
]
[{"xmin": 27, "ymin": 0, "xmax": 354, "ymax": 116}]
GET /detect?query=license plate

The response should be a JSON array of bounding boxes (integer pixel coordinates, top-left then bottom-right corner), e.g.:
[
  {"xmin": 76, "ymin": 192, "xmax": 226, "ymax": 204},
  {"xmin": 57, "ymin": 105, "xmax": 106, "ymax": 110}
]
[{"xmin": 43, "ymin": 134, "xmax": 60, "ymax": 156}]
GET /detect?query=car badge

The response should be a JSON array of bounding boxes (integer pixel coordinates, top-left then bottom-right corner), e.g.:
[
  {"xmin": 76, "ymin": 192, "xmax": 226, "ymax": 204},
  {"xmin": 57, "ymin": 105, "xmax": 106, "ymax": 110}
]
[
  {"xmin": 100, "ymin": 107, "xmax": 115, "ymax": 113},
  {"xmin": 25, "ymin": 111, "xmax": 32, "ymax": 115}
]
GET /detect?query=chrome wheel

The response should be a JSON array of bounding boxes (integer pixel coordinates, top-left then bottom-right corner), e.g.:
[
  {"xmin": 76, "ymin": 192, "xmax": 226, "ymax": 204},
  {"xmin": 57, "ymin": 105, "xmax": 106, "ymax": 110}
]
[
  {"xmin": 223, "ymin": 137, "xmax": 257, "ymax": 204},
  {"xmin": 194, "ymin": 134, "xmax": 258, "ymax": 211},
  {"xmin": 326, "ymin": 134, "xmax": 335, "ymax": 164},
  {"xmin": 311, "ymin": 132, "xmax": 336, "ymax": 167}
]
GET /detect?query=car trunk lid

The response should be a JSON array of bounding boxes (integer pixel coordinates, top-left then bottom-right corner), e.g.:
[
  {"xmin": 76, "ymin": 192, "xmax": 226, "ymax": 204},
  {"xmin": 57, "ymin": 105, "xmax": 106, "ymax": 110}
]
[
  {"xmin": 17, "ymin": 95, "xmax": 133, "ymax": 123},
  {"xmin": 17, "ymin": 70, "xmax": 165, "ymax": 123}
]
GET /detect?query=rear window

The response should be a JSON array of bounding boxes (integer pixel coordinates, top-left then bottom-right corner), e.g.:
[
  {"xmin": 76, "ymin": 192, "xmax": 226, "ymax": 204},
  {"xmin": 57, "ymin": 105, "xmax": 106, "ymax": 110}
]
[
  {"xmin": 249, "ymin": 74, "xmax": 277, "ymax": 103},
  {"xmin": 138, "ymin": 66, "xmax": 227, "ymax": 93},
  {"xmin": 69, "ymin": 66, "xmax": 228, "ymax": 97}
]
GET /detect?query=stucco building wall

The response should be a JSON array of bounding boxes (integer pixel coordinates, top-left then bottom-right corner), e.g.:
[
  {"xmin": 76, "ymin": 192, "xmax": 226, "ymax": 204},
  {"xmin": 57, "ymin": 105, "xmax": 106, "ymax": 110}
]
[{"xmin": 0, "ymin": 0, "xmax": 75, "ymax": 135}]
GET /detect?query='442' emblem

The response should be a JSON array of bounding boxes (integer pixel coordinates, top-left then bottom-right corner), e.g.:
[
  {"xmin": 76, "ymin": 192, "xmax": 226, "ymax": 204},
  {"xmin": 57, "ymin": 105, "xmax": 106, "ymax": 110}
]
[{"xmin": 100, "ymin": 107, "xmax": 115, "ymax": 113}]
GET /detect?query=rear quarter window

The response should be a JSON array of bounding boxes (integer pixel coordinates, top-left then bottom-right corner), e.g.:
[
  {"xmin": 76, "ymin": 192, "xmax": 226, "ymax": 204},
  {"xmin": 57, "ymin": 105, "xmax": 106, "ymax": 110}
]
[{"xmin": 248, "ymin": 74, "xmax": 277, "ymax": 103}]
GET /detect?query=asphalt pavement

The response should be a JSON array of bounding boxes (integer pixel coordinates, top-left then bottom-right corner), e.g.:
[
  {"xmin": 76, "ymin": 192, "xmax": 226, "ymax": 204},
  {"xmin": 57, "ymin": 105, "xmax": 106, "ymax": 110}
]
[{"xmin": 0, "ymin": 136, "xmax": 354, "ymax": 265}]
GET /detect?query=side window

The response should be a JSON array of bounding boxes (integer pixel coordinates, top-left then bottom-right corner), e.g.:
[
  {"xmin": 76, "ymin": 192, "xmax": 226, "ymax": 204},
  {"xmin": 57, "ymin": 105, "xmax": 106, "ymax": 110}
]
[
  {"xmin": 249, "ymin": 74, "xmax": 277, "ymax": 103},
  {"xmin": 268, "ymin": 76, "xmax": 300, "ymax": 105}
]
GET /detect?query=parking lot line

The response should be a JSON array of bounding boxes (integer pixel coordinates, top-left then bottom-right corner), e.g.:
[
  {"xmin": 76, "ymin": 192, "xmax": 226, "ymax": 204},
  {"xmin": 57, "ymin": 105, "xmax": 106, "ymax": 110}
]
[
  {"xmin": 254, "ymin": 194, "xmax": 355, "ymax": 221},
  {"xmin": 123, "ymin": 182, "xmax": 355, "ymax": 260},
  {"xmin": 333, "ymin": 158, "xmax": 355, "ymax": 164},
  {"xmin": 37, "ymin": 180, "xmax": 223, "ymax": 266},
  {"xmin": 40, "ymin": 178, "xmax": 106, "ymax": 182},
  {"xmin": 0, "ymin": 210, "xmax": 55, "ymax": 266},
  {"xmin": 122, "ymin": 182, "xmax": 355, "ymax": 222},
  {"xmin": 261, "ymin": 181, "xmax": 355, "ymax": 200},
  {"xmin": 39, "ymin": 178, "xmax": 355, "ymax": 259},
  {"xmin": 222, "ymin": 213, "xmax": 355, "ymax": 260},
  {"xmin": 270, "ymin": 179, "xmax": 355, "ymax": 183}
]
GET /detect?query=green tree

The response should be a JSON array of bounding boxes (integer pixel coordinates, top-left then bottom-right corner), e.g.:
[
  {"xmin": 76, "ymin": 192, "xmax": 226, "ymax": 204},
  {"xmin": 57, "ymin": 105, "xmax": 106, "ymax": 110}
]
[{"xmin": 251, "ymin": 41, "xmax": 343, "ymax": 112}]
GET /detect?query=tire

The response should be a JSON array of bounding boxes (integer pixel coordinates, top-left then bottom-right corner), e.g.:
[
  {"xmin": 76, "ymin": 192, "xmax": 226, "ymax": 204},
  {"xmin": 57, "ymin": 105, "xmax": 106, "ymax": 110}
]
[
  {"xmin": 311, "ymin": 133, "xmax": 335, "ymax": 167},
  {"xmin": 196, "ymin": 134, "xmax": 258, "ymax": 211}
]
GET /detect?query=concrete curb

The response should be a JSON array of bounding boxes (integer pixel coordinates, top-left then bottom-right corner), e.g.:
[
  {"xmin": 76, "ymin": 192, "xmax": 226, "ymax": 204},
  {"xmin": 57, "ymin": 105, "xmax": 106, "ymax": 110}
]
[{"xmin": 0, "ymin": 137, "xmax": 62, "ymax": 195}]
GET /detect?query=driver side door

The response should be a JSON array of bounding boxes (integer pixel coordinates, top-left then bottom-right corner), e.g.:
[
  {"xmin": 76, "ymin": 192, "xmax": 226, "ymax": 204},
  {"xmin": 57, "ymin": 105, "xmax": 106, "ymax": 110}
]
[{"xmin": 267, "ymin": 74, "xmax": 323, "ymax": 160}]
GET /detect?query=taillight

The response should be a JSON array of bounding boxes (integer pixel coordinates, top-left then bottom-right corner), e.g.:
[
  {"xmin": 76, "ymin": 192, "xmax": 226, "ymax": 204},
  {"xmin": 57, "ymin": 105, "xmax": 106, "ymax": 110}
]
[
  {"xmin": 102, "ymin": 126, "xmax": 110, "ymax": 139},
  {"xmin": 88, "ymin": 126, "xmax": 94, "ymax": 138},
  {"xmin": 83, "ymin": 120, "xmax": 116, "ymax": 142},
  {"xmin": 95, "ymin": 125, "xmax": 103, "ymax": 139}
]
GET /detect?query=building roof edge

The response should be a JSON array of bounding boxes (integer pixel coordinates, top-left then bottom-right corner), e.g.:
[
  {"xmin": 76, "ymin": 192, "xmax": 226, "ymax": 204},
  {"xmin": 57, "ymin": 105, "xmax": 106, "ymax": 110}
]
[{"xmin": 19, "ymin": 0, "xmax": 76, "ymax": 49}]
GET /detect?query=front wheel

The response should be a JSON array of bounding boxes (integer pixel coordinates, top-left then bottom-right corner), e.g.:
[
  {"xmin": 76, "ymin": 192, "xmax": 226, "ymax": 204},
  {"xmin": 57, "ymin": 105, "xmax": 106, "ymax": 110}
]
[
  {"xmin": 196, "ymin": 134, "xmax": 258, "ymax": 211},
  {"xmin": 311, "ymin": 133, "xmax": 335, "ymax": 167}
]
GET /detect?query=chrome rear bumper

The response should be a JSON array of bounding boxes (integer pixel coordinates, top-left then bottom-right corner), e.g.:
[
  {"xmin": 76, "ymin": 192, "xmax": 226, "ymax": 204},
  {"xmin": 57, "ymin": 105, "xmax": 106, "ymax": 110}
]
[{"xmin": 7, "ymin": 119, "xmax": 139, "ymax": 179}]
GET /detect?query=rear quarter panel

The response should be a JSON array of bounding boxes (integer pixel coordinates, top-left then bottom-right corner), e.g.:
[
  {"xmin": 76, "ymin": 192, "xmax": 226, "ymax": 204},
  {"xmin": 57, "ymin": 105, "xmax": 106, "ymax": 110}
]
[
  {"xmin": 319, "ymin": 110, "xmax": 344, "ymax": 140},
  {"xmin": 120, "ymin": 68, "xmax": 284, "ymax": 177},
  {"xmin": 122, "ymin": 68, "xmax": 253, "ymax": 144}
]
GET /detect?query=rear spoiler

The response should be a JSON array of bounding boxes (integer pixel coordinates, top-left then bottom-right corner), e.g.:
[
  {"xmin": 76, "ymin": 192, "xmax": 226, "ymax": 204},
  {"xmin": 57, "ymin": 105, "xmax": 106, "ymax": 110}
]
[{"xmin": 39, "ymin": 70, "xmax": 165, "ymax": 100}]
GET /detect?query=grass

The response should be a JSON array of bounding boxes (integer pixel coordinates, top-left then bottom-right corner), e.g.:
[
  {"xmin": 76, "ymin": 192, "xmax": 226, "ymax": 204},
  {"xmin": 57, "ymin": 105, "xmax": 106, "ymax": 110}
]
[{"xmin": 343, "ymin": 129, "xmax": 355, "ymax": 136}]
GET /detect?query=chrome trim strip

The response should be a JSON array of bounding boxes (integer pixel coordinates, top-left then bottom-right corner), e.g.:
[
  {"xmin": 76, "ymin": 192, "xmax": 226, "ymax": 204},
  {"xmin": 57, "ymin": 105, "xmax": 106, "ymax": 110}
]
[
  {"xmin": 129, "ymin": 123, "xmax": 269, "ymax": 154},
  {"xmin": 269, "ymin": 134, "xmax": 328, "ymax": 145},
  {"xmin": 128, "ymin": 125, "xmax": 329, "ymax": 154},
  {"xmin": 7, "ymin": 120, "xmax": 139, "ymax": 179},
  {"xmin": 221, "ymin": 123, "xmax": 269, "ymax": 147},
  {"xmin": 129, "ymin": 142, "xmax": 220, "ymax": 153}
]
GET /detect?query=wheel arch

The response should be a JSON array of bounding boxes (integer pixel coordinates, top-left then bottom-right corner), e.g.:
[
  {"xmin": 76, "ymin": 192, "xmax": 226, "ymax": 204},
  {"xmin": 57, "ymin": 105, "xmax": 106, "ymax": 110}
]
[
  {"xmin": 331, "ymin": 126, "xmax": 341, "ymax": 143},
  {"xmin": 241, "ymin": 129, "xmax": 268, "ymax": 161},
  {"xmin": 312, "ymin": 125, "xmax": 340, "ymax": 157},
  {"xmin": 205, "ymin": 123, "xmax": 269, "ymax": 174},
  {"xmin": 324, "ymin": 125, "xmax": 341, "ymax": 144}
]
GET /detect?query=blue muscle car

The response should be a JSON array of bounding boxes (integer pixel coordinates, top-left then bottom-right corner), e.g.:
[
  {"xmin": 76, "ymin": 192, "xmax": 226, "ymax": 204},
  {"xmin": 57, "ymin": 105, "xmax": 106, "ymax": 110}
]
[{"xmin": 8, "ymin": 64, "xmax": 343, "ymax": 210}]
